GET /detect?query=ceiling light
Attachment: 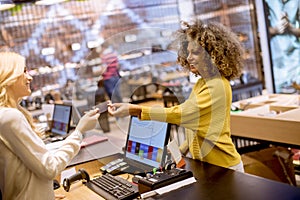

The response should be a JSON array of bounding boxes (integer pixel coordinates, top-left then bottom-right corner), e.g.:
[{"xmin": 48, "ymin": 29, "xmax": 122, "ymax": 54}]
[
  {"xmin": 0, "ymin": 0, "xmax": 15, "ymax": 11},
  {"xmin": 124, "ymin": 34, "xmax": 137, "ymax": 43},
  {"xmin": 41, "ymin": 47, "xmax": 55, "ymax": 56},
  {"xmin": 35, "ymin": 0, "xmax": 67, "ymax": 6},
  {"xmin": 71, "ymin": 43, "xmax": 81, "ymax": 51},
  {"xmin": 87, "ymin": 40, "xmax": 101, "ymax": 49}
]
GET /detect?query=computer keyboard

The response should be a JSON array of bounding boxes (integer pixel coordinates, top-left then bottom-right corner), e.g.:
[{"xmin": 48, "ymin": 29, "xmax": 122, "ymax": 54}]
[{"xmin": 86, "ymin": 173, "xmax": 140, "ymax": 200}]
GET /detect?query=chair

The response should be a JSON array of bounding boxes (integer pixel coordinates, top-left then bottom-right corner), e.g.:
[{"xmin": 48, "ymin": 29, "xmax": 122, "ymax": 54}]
[
  {"xmin": 292, "ymin": 81, "xmax": 300, "ymax": 94},
  {"xmin": 129, "ymin": 83, "xmax": 164, "ymax": 104}
]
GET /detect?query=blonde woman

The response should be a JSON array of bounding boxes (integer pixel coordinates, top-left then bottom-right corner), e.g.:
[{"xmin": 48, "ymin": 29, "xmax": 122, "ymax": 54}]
[{"xmin": 0, "ymin": 51, "xmax": 100, "ymax": 200}]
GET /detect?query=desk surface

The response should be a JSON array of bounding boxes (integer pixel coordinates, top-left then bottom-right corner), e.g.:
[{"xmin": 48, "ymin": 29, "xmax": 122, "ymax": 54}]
[
  {"xmin": 55, "ymin": 154, "xmax": 300, "ymax": 200},
  {"xmin": 231, "ymin": 94, "xmax": 300, "ymax": 147},
  {"xmin": 68, "ymin": 129, "xmax": 123, "ymax": 166}
]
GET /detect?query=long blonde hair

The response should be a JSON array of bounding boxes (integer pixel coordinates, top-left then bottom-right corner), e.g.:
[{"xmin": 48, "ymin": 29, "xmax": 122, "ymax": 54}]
[{"xmin": 0, "ymin": 51, "xmax": 41, "ymax": 136}]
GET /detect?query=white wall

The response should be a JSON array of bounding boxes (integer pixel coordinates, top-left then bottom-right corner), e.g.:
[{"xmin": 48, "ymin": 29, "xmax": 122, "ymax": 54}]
[{"xmin": 255, "ymin": 0, "xmax": 274, "ymax": 93}]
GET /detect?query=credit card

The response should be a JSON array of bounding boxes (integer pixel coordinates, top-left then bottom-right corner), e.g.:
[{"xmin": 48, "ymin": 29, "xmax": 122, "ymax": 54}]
[{"xmin": 93, "ymin": 101, "xmax": 108, "ymax": 113}]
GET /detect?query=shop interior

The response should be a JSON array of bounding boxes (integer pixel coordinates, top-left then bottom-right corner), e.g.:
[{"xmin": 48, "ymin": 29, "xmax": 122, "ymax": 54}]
[{"xmin": 1, "ymin": 0, "xmax": 300, "ymax": 199}]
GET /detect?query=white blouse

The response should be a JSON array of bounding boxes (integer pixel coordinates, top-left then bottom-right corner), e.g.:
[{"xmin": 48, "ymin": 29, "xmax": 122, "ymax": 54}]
[{"xmin": 0, "ymin": 107, "xmax": 83, "ymax": 200}]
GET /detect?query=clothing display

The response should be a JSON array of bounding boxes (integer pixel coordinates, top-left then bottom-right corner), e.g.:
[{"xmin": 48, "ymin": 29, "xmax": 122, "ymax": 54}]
[{"xmin": 265, "ymin": 0, "xmax": 300, "ymax": 93}]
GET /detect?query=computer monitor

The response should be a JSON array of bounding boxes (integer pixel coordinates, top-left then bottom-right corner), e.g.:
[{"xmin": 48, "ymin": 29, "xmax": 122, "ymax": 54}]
[
  {"xmin": 50, "ymin": 104, "xmax": 72, "ymax": 136},
  {"xmin": 71, "ymin": 104, "xmax": 90, "ymax": 126},
  {"xmin": 124, "ymin": 116, "xmax": 171, "ymax": 168},
  {"xmin": 71, "ymin": 105, "xmax": 81, "ymax": 126},
  {"xmin": 41, "ymin": 104, "xmax": 55, "ymax": 121}
]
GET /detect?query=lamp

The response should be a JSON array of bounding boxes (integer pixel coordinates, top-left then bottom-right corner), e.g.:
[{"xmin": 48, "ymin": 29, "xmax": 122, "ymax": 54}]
[
  {"xmin": 0, "ymin": 0, "xmax": 15, "ymax": 11},
  {"xmin": 35, "ymin": 0, "xmax": 67, "ymax": 5}
]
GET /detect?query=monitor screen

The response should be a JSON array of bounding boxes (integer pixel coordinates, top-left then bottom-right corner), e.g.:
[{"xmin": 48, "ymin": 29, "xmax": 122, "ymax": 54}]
[
  {"xmin": 41, "ymin": 104, "xmax": 55, "ymax": 121},
  {"xmin": 51, "ymin": 104, "xmax": 72, "ymax": 136},
  {"xmin": 71, "ymin": 105, "xmax": 82, "ymax": 126},
  {"xmin": 124, "ymin": 116, "xmax": 170, "ymax": 168}
]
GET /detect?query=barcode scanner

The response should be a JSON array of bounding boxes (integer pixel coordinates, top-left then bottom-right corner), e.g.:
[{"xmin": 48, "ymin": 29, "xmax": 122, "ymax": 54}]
[{"xmin": 63, "ymin": 169, "xmax": 90, "ymax": 192}]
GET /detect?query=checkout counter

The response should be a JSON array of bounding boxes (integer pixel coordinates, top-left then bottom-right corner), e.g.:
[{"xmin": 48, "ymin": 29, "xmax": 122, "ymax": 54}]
[
  {"xmin": 54, "ymin": 148, "xmax": 300, "ymax": 200},
  {"xmin": 27, "ymin": 93, "xmax": 300, "ymax": 199},
  {"xmin": 53, "ymin": 108, "xmax": 300, "ymax": 200}
]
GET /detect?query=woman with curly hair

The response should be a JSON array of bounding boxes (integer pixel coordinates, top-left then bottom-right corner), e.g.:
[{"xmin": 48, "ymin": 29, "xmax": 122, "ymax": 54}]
[
  {"xmin": 108, "ymin": 19, "xmax": 244, "ymax": 172},
  {"xmin": 0, "ymin": 51, "xmax": 100, "ymax": 199}
]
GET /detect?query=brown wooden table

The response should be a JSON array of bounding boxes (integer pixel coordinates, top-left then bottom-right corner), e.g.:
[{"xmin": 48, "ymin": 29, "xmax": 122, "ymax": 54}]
[{"xmin": 231, "ymin": 94, "xmax": 300, "ymax": 148}]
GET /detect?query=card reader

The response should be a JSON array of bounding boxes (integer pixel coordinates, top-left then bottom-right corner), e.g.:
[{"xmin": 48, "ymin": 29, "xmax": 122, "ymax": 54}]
[{"xmin": 138, "ymin": 168, "xmax": 193, "ymax": 193}]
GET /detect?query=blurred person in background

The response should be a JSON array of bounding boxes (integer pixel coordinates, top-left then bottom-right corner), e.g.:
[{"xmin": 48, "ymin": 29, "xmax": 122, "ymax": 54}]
[
  {"xmin": 62, "ymin": 79, "xmax": 74, "ymax": 100},
  {"xmin": 99, "ymin": 43, "xmax": 122, "ymax": 103}
]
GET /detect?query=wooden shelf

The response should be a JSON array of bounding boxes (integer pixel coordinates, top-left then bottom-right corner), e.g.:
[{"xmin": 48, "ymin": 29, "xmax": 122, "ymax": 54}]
[{"xmin": 231, "ymin": 94, "xmax": 300, "ymax": 147}]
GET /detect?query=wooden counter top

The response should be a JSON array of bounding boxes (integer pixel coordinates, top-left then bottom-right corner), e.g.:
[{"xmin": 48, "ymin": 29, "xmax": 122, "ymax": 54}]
[{"xmin": 231, "ymin": 94, "xmax": 300, "ymax": 147}]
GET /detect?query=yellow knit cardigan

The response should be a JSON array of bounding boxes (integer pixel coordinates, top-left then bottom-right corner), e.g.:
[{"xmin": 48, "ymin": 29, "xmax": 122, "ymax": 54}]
[{"xmin": 140, "ymin": 76, "xmax": 241, "ymax": 168}]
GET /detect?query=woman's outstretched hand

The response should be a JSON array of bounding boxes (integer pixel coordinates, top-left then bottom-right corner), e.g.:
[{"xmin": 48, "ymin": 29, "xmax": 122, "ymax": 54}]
[
  {"xmin": 76, "ymin": 108, "xmax": 100, "ymax": 133},
  {"xmin": 108, "ymin": 101, "xmax": 142, "ymax": 118},
  {"xmin": 108, "ymin": 102, "xmax": 131, "ymax": 117}
]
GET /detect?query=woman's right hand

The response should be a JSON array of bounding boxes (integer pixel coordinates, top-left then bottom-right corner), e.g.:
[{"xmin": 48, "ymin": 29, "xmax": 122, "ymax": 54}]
[
  {"xmin": 76, "ymin": 108, "xmax": 100, "ymax": 133},
  {"xmin": 108, "ymin": 103, "xmax": 131, "ymax": 117},
  {"xmin": 108, "ymin": 102, "xmax": 142, "ymax": 118}
]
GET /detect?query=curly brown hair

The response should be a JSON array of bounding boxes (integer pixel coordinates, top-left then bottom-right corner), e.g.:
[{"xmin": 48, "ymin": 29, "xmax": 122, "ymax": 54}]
[{"xmin": 176, "ymin": 20, "xmax": 244, "ymax": 80}]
